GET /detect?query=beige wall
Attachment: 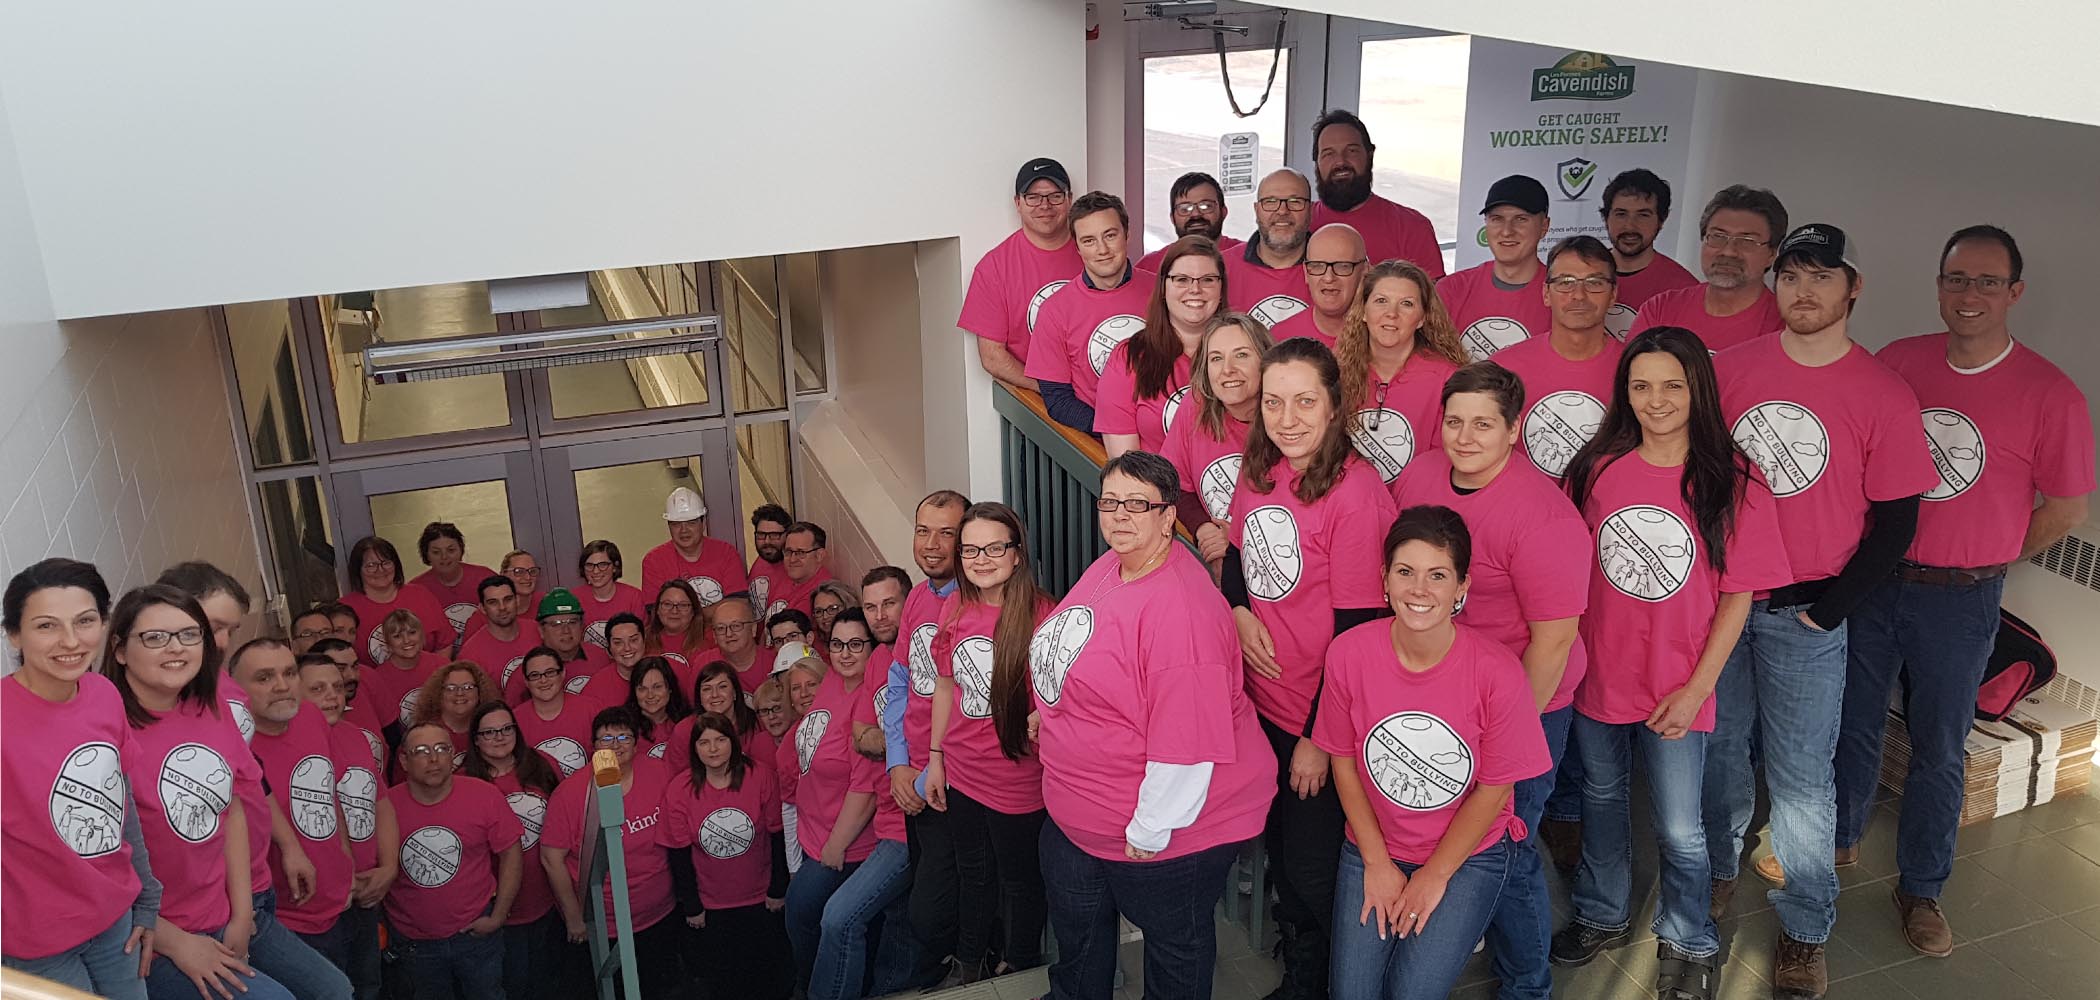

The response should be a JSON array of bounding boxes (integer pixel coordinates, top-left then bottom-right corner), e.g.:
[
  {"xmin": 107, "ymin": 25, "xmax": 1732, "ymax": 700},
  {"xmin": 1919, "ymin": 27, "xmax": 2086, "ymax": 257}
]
[{"xmin": 830, "ymin": 243, "xmax": 931, "ymax": 497}]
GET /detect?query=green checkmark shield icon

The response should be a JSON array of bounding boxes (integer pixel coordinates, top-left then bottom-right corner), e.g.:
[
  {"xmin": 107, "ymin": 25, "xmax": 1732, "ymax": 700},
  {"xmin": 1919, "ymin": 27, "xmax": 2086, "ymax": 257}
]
[{"xmin": 1563, "ymin": 161, "xmax": 1597, "ymax": 190}]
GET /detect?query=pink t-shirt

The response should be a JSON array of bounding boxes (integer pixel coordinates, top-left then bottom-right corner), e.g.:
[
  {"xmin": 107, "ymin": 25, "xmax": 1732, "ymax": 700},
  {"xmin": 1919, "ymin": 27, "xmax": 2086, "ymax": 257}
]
[
  {"xmin": 850, "ymin": 677, "xmax": 908, "ymax": 844},
  {"xmin": 641, "ymin": 539, "xmax": 749, "ymax": 610},
  {"xmin": 543, "ymin": 758, "xmax": 675, "ymax": 936},
  {"xmin": 1269, "ymin": 311, "xmax": 1339, "ymax": 350},
  {"xmin": 749, "ymin": 557, "xmax": 793, "ymax": 623},
  {"xmin": 1392, "ymin": 450, "xmax": 1592, "ymax": 711},
  {"xmin": 127, "ymin": 698, "xmax": 258, "ymax": 933},
  {"xmin": 461, "ymin": 622, "xmax": 544, "ymax": 704},
  {"xmin": 774, "ymin": 729, "xmax": 802, "ymax": 806},
  {"xmin": 1630, "ymin": 284, "xmax": 1782, "ymax": 354},
  {"xmin": 410, "ymin": 565, "xmax": 496, "ymax": 643},
  {"xmin": 572, "ymin": 664, "xmax": 640, "ymax": 710},
  {"xmin": 1312, "ymin": 194, "xmax": 1448, "ymax": 280},
  {"xmin": 1351, "ymin": 351, "xmax": 1459, "ymax": 486},
  {"xmin": 1228, "ymin": 458, "xmax": 1396, "ymax": 731},
  {"xmin": 898, "ymin": 581, "xmax": 952, "ymax": 772},
  {"xmin": 1224, "ymin": 252, "xmax": 1313, "ymax": 330},
  {"xmin": 1311, "ymin": 624, "xmax": 1548, "ymax": 864},
  {"xmin": 1031, "ymin": 546, "xmax": 1272, "ymax": 861},
  {"xmin": 385, "ymin": 776, "xmax": 523, "ymax": 941},
  {"xmin": 1878, "ymin": 334, "xmax": 2097, "ymax": 568},
  {"xmin": 1024, "ymin": 273, "xmax": 1153, "ymax": 406},
  {"xmin": 363, "ymin": 658, "xmax": 439, "ymax": 730},
  {"xmin": 1135, "ymin": 236, "xmax": 1244, "ymax": 274},
  {"xmin": 933, "ymin": 595, "xmax": 1049, "ymax": 815},
  {"xmin": 341, "ymin": 586, "xmax": 455, "ymax": 668},
  {"xmin": 1575, "ymin": 453, "xmax": 1794, "ymax": 729},
  {"xmin": 328, "ymin": 720, "xmax": 387, "ymax": 872},
  {"xmin": 665, "ymin": 719, "xmax": 776, "ymax": 777},
  {"xmin": 488, "ymin": 770, "xmax": 556, "ymax": 925},
  {"xmin": 1492, "ymin": 334, "xmax": 1625, "ymax": 480},
  {"xmin": 1612, "ymin": 253, "xmax": 1698, "ymax": 317},
  {"xmin": 957, "ymin": 228, "xmax": 1084, "ymax": 365},
  {"xmin": 791, "ymin": 671, "xmax": 882, "ymax": 863},
  {"xmin": 2, "ymin": 673, "xmax": 142, "ymax": 959},
  {"xmin": 769, "ymin": 568, "xmax": 836, "ymax": 624},
  {"xmin": 217, "ymin": 676, "xmax": 273, "ymax": 896},
  {"xmin": 1718, "ymin": 336, "xmax": 1941, "ymax": 584},
  {"xmin": 1437, "ymin": 263, "xmax": 1550, "ymax": 361},
  {"xmin": 252, "ymin": 703, "xmax": 354, "ymax": 934},
  {"xmin": 517, "ymin": 696, "xmax": 596, "ymax": 777},
  {"xmin": 660, "ymin": 765, "xmax": 783, "ymax": 910},
  {"xmin": 580, "ymin": 584, "xmax": 649, "ymax": 652},
  {"xmin": 1094, "ymin": 341, "xmax": 1194, "ymax": 454},
  {"xmin": 1164, "ymin": 406, "xmax": 1252, "ymax": 524}
]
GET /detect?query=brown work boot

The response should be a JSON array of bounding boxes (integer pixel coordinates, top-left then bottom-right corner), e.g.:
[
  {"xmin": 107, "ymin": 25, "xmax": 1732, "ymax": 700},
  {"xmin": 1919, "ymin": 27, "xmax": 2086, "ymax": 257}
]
[
  {"xmin": 1834, "ymin": 844, "xmax": 1859, "ymax": 868},
  {"xmin": 1709, "ymin": 877, "xmax": 1735, "ymax": 923},
  {"xmin": 1754, "ymin": 854, "xmax": 1786, "ymax": 887},
  {"xmin": 1894, "ymin": 890, "xmax": 1953, "ymax": 958},
  {"xmin": 1540, "ymin": 817, "xmax": 1583, "ymax": 875},
  {"xmin": 1771, "ymin": 934, "xmax": 1828, "ymax": 999}
]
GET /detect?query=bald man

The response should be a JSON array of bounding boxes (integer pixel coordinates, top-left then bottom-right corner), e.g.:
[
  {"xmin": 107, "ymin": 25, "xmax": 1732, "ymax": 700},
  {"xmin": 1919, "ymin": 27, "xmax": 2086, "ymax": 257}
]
[
  {"xmin": 1268, "ymin": 224, "xmax": 1367, "ymax": 349},
  {"xmin": 1225, "ymin": 168, "xmax": 1316, "ymax": 330}
]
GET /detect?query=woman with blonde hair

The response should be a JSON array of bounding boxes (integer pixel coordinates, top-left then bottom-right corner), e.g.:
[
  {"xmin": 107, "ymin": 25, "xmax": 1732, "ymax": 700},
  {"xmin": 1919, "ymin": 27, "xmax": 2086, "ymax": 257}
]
[
  {"xmin": 1161, "ymin": 311, "xmax": 1273, "ymax": 566},
  {"xmin": 1334, "ymin": 259, "xmax": 1469, "ymax": 486}
]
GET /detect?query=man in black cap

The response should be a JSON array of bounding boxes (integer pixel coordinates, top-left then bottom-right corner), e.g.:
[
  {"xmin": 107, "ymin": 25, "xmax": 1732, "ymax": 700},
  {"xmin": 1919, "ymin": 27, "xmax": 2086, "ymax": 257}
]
[
  {"xmin": 955, "ymin": 157, "xmax": 1082, "ymax": 391},
  {"xmin": 1437, "ymin": 174, "xmax": 1553, "ymax": 360},
  {"xmin": 1135, "ymin": 170, "xmax": 1241, "ymax": 272}
]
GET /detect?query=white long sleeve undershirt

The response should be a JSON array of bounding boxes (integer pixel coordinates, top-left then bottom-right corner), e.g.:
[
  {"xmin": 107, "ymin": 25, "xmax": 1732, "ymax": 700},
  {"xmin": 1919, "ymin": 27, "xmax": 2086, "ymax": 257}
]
[{"xmin": 1124, "ymin": 760, "xmax": 1214, "ymax": 853}]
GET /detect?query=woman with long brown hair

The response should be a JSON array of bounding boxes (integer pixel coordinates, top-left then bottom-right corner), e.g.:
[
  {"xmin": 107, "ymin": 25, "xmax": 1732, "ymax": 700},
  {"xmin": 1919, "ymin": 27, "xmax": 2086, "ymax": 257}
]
[
  {"xmin": 660, "ymin": 713, "xmax": 792, "ymax": 1000},
  {"xmin": 920, "ymin": 502, "xmax": 1054, "ymax": 983},
  {"xmin": 1162, "ymin": 312, "xmax": 1273, "ymax": 567},
  {"xmin": 1097, "ymin": 235, "xmax": 1230, "ymax": 458},
  {"xmin": 1335, "ymin": 259, "xmax": 1469, "ymax": 486},
  {"xmin": 462, "ymin": 699, "xmax": 562, "ymax": 1000}
]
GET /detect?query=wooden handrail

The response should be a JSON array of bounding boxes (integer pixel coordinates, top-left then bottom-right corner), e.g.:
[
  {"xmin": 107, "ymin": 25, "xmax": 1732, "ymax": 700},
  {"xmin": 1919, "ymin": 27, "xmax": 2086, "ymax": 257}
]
[
  {"xmin": 0, "ymin": 970, "xmax": 100, "ymax": 1000},
  {"xmin": 1004, "ymin": 385, "xmax": 1109, "ymax": 468}
]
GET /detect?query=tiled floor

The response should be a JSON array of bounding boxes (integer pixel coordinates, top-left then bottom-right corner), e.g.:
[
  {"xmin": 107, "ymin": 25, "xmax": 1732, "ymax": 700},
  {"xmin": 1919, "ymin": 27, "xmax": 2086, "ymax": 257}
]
[{"xmin": 922, "ymin": 787, "xmax": 2100, "ymax": 999}]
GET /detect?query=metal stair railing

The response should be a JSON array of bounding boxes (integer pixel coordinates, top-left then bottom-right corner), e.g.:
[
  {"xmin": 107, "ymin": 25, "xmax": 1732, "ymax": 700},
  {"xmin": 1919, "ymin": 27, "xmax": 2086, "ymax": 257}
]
[
  {"xmin": 994, "ymin": 385, "xmax": 1112, "ymax": 597},
  {"xmin": 578, "ymin": 749, "xmax": 642, "ymax": 1000}
]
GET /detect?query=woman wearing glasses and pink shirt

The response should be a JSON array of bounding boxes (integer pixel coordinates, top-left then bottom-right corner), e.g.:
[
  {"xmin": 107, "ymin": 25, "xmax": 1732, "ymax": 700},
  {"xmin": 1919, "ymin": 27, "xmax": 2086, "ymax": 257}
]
[
  {"xmin": 1098, "ymin": 236, "xmax": 1229, "ymax": 458},
  {"xmin": 340, "ymin": 537, "xmax": 453, "ymax": 668}
]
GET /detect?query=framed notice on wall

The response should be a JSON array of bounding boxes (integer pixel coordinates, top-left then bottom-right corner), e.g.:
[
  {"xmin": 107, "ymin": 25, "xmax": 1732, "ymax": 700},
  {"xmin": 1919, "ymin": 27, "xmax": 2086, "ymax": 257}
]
[{"xmin": 1218, "ymin": 132, "xmax": 1259, "ymax": 195}]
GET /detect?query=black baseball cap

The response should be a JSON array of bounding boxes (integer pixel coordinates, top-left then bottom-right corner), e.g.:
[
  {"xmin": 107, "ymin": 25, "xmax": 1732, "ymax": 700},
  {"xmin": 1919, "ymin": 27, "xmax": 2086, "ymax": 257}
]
[
  {"xmin": 1481, "ymin": 174, "xmax": 1549, "ymax": 215},
  {"xmin": 1775, "ymin": 223, "xmax": 1863, "ymax": 273},
  {"xmin": 1015, "ymin": 158, "xmax": 1072, "ymax": 196}
]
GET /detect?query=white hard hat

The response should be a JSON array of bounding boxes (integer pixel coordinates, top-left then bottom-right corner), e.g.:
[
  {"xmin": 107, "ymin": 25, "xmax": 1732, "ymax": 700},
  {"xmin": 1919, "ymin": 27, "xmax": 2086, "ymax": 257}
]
[
  {"xmin": 662, "ymin": 487, "xmax": 707, "ymax": 522},
  {"xmin": 771, "ymin": 640, "xmax": 815, "ymax": 675}
]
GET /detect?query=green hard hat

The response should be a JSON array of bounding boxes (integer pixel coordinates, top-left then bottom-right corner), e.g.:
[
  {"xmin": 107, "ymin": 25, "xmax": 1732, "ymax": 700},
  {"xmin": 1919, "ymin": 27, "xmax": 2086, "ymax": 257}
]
[{"xmin": 537, "ymin": 588, "xmax": 583, "ymax": 620}]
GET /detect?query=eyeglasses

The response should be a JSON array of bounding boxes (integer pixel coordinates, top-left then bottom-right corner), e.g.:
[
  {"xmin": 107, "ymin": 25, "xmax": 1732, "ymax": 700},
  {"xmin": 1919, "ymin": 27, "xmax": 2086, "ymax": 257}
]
[
  {"xmin": 1936, "ymin": 274, "xmax": 2014, "ymax": 294},
  {"xmin": 1020, "ymin": 191, "xmax": 1069, "ymax": 207},
  {"xmin": 960, "ymin": 541, "xmax": 1017, "ymax": 559},
  {"xmin": 133, "ymin": 627, "xmax": 204, "ymax": 649},
  {"xmin": 594, "ymin": 733, "xmax": 636, "ymax": 747},
  {"xmin": 475, "ymin": 723, "xmax": 518, "ymax": 739},
  {"xmin": 582, "ymin": 560, "xmax": 615, "ymax": 571},
  {"xmin": 829, "ymin": 637, "xmax": 872, "ymax": 654},
  {"xmin": 292, "ymin": 626, "xmax": 331, "ymax": 642},
  {"xmin": 656, "ymin": 600, "xmax": 693, "ymax": 612},
  {"xmin": 1255, "ymin": 196, "xmax": 1311, "ymax": 212},
  {"xmin": 754, "ymin": 530, "xmax": 787, "ymax": 541},
  {"xmin": 1304, "ymin": 259, "xmax": 1365, "ymax": 277},
  {"xmin": 1547, "ymin": 275, "xmax": 1614, "ymax": 294},
  {"xmin": 361, "ymin": 559, "xmax": 395, "ymax": 571},
  {"xmin": 524, "ymin": 667, "xmax": 563, "ymax": 682},
  {"xmin": 713, "ymin": 621, "xmax": 757, "ymax": 636},
  {"xmin": 1701, "ymin": 230, "xmax": 1770, "ymax": 251},
  {"xmin": 812, "ymin": 604, "xmax": 842, "ymax": 619},
  {"xmin": 542, "ymin": 616, "xmax": 581, "ymax": 628},
  {"xmin": 443, "ymin": 683, "xmax": 478, "ymax": 694},
  {"xmin": 1165, "ymin": 274, "xmax": 1222, "ymax": 290},
  {"xmin": 756, "ymin": 704, "xmax": 786, "ymax": 716},
  {"xmin": 1095, "ymin": 497, "xmax": 1170, "ymax": 514},
  {"xmin": 405, "ymin": 744, "xmax": 452, "ymax": 759},
  {"xmin": 771, "ymin": 629, "xmax": 808, "ymax": 643},
  {"xmin": 784, "ymin": 546, "xmax": 821, "ymax": 558},
  {"xmin": 1172, "ymin": 200, "xmax": 1220, "ymax": 216},
  {"xmin": 505, "ymin": 567, "xmax": 541, "ymax": 578}
]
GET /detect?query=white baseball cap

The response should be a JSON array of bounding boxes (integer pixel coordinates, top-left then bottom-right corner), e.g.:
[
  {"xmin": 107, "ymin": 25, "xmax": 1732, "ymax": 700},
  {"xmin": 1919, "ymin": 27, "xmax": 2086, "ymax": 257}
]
[
  {"xmin": 771, "ymin": 641, "xmax": 815, "ymax": 675},
  {"xmin": 662, "ymin": 487, "xmax": 706, "ymax": 522}
]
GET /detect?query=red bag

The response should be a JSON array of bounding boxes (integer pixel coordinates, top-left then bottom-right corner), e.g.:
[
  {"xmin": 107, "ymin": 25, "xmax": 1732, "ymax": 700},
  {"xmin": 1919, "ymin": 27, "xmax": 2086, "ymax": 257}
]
[{"xmin": 1975, "ymin": 609, "xmax": 2055, "ymax": 722}]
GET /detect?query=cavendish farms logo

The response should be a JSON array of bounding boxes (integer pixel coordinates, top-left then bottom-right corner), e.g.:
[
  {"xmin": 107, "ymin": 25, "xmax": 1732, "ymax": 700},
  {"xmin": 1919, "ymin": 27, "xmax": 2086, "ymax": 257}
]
[{"xmin": 1531, "ymin": 52, "xmax": 1636, "ymax": 102}]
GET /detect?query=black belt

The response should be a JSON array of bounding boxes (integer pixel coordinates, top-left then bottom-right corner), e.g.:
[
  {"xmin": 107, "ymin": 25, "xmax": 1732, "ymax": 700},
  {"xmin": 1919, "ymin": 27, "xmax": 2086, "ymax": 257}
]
[
  {"xmin": 1766, "ymin": 578, "xmax": 1831, "ymax": 609},
  {"xmin": 1895, "ymin": 561, "xmax": 2009, "ymax": 586}
]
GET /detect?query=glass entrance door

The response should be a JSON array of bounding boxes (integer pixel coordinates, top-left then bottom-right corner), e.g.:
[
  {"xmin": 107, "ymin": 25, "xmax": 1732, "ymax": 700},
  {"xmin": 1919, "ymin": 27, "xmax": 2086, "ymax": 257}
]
[{"xmin": 330, "ymin": 451, "xmax": 546, "ymax": 639}]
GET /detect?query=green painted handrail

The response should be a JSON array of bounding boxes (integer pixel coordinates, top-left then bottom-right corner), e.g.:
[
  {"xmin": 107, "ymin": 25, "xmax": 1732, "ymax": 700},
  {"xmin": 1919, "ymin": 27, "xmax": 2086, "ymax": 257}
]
[{"xmin": 579, "ymin": 751, "xmax": 643, "ymax": 1000}]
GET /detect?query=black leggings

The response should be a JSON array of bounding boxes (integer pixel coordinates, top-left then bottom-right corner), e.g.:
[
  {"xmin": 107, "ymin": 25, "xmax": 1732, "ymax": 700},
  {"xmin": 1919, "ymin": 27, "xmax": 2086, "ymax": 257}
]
[
  {"xmin": 695, "ymin": 903, "xmax": 793, "ymax": 1000},
  {"xmin": 947, "ymin": 786, "xmax": 1049, "ymax": 972},
  {"xmin": 1261, "ymin": 714, "xmax": 1343, "ymax": 936}
]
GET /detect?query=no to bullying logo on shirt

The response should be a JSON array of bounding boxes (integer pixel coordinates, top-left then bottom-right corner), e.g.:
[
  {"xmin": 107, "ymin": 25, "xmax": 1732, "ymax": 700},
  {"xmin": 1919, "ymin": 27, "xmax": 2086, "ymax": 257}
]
[
  {"xmin": 1604, "ymin": 303, "xmax": 1638, "ymax": 341},
  {"xmin": 687, "ymin": 577, "xmax": 726, "ymax": 607},
  {"xmin": 1364, "ymin": 711, "xmax": 1473, "ymax": 811},
  {"xmin": 1241, "ymin": 507, "xmax": 1304, "ymax": 601},
  {"xmin": 1597, "ymin": 505, "xmax": 1697, "ymax": 601},
  {"xmin": 366, "ymin": 625, "xmax": 390, "ymax": 666},
  {"xmin": 1030, "ymin": 607, "xmax": 1094, "ymax": 705},
  {"xmin": 1249, "ymin": 295, "xmax": 1308, "ymax": 330},
  {"xmin": 1027, "ymin": 280, "xmax": 1070, "ymax": 334},
  {"xmin": 649, "ymin": 743, "xmax": 667, "ymax": 760},
  {"xmin": 1461, "ymin": 318, "xmax": 1530, "ymax": 361},
  {"xmin": 158, "ymin": 743, "xmax": 234, "ymax": 843},
  {"xmin": 1732, "ymin": 401, "xmax": 1829, "ymax": 498},
  {"xmin": 362, "ymin": 730, "xmax": 387, "ymax": 771},
  {"xmin": 872, "ymin": 684, "xmax": 893, "ymax": 718},
  {"xmin": 1200, "ymin": 455, "xmax": 1244, "ymax": 521},
  {"xmin": 909, "ymin": 623, "xmax": 940, "ymax": 697},
  {"xmin": 1350, "ymin": 409, "xmax": 1415, "ymax": 483},
  {"xmin": 1524, "ymin": 391, "xmax": 1606, "ymax": 478},
  {"xmin": 500, "ymin": 657, "xmax": 527, "ymax": 695},
  {"xmin": 338, "ymin": 767, "xmax": 379, "ymax": 842},
  {"xmin": 1162, "ymin": 386, "xmax": 1191, "ymax": 439},
  {"xmin": 700, "ymin": 806, "xmax": 757, "ymax": 859},
  {"xmin": 228, "ymin": 700, "xmax": 255, "ymax": 745},
  {"xmin": 399, "ymin": 689, "xmax": 421, "ymax": 727},
  {"xmin": 796, "ymin": 710, "xmax": 831, "ymax": 774},
  {"xmin": 954, "ymin": 636, "xmax": 997, "ymax": 719},
  {"xmin": 538, "ymin": 737, "xmax": 587, "ymax": 777},
  {"xmin": 750, "ymin": 577, "xmax": 772, "ymax": 614},
  {"xmin": 563, "ymin": 675, "xmax": 591, "ymax": 696},
  {"xmin": 1920, "ymin": 408, "xmax": 1985, "ymax": 501},
  {"xmin": 507, "ymin": 791, "xmax": 547, "ymax": 851},
  {"xmin": 403, "ymin": 826, "xmax": 464, "ymax": 888},
  {"xmin": 1088, "ymin": 316, "xmax": 1146, "ymax": 376},
  {"xmin": 585, "ymin": 621, "xmax": 610, "ymax": 651},
  {"xmin": 445, "ymin": 603, "xmax": 476, "ymax": 639},
  {"xmin": 50, "ymin": 741, "xmax": 126, "ymax": 858},
  {"xmin": 289, "ymin": 755, "xmax": 339, "ymax": 840}
]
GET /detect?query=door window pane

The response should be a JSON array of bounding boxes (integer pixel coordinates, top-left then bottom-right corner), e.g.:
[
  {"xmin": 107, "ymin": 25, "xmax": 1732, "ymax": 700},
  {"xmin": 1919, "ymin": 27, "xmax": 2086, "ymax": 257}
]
[
  {"xmin": 574, "ymin": 460, "xmax": 706, "ymax": 597},
  {"xmin": 368, "ymin": 481, "xmax": 516, "ymax": 635},
  {"xmin": 258, "ymin": 477, "xmax": 337, "ymax": 617},
  {"xmin": 327, "ymin": 283, "xmax": 513, "ymax": 443},
  {"xmin": 716, "ymin": 258, "xmax": 788, "ymax": 414},
  {"xmin": 785, "ymin": 253, "xmax": 827, "ymax": 394},
  {"xmin": 1359, "ymin": 35, "xmax": 1471, "ymax": 271},
  {"xmin": 1143, "ymin": 50, "xmax": 1290, "ymax": 254},
  {"xmin": 736, "ymin": 420, "xmax": 794, "ymax": 555},
  {"xmin": 225, "ymin": 300, "xmax": 316, "ymax": 468},
  {"xmin": 540, "ymin": 267, "xmax": 715, "ymax": 420}
]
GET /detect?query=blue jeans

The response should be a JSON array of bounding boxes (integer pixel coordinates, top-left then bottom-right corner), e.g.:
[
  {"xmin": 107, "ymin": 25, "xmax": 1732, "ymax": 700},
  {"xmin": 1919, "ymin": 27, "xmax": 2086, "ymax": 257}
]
[
  {"xmin": 1040, "ymin": 819, "xmax": 1239, "ymax": 1000},
  {"xmin": 2, "ymin": 911, "xmax": 148, "ymax": 1000},
  {"xmin": 1837, "ymin": 574, "xmax": 2005, "ymax": 898},
  {"xmin": 499, "ymin": 911, "xmax": 563, "ymax": 1000},
  {"xmin": 1569, "ymin": 714, "xmax": 1717, "ymax": 957},
  {"xmin": 296, "ymin": 902, "xmax": 382, "ymax": 1000},
  {"xmin": 249, "ymin": 890, "xmax": 352, "ymax": 999},
  {"xmin": 792, "ymin": 838, "xmax": 915, "ymax": 1000},
  {"xmin": 786, "ymin": 854, "xmax": 860, "ymax": 995},
  {"xmin": 1701, "ymin": 600, "xmax": 1846, "ymax": 943},
  {"xmin": 144, "ymin": 924, "xmax": 296, "ymax": 1000},
  {"xmin": 1543, "ymin": 740, "xmax": 1585, "ymax": 824},
  {"xmin": 1483, "ymin": 703, "xmax": 1569, "ymax": 1000},
  {"xmin": 390, "ymin": 925, "xmax": 505, "ymax": 1000},
  {"xmin": 1331, "ymin": 838, "xmax": 1514, "ymax": 1000}
]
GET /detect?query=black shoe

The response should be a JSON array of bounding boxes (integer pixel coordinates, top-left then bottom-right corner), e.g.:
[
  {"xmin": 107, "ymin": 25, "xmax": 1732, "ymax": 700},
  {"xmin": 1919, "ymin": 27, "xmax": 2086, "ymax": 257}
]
[
  {"xmin": 1550, "ymin": 923, "xmax": 1630, "ymax": 967},
  {"xmin": 1654, "ymin": 941, "xmax": 1717, "ymax": 1000}
]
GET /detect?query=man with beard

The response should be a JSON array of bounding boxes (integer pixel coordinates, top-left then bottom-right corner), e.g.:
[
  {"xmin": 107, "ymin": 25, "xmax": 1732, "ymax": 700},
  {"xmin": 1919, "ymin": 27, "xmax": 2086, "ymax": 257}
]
[
  {"xmin": 1225, "ymin": 168, "xmax": 1316, "ymax": 330},
  {"xmin": 748, "ymin": 503, "xmax": 795, "ymax": 620},
  {"xmin": 1438, "ymin": 174, "xmax": 1554, "ymax": 361},
  {"xmin": 1631, "ymin": 185, "xmax": 1787, "ymax": 353},
  {"xmin": 1706, "ymin": 225, "xmax": 1937, "ymax": 1000},
  {"xmin": 1026, "ymin": 191, "xmax": 1149, "ymax": 434},
  {"xmin": 1308, "ymin": 109, "xmax": 1446, "ymax": 280},
  {"xmin": 958, "ymin": 157, "xmax": 1083, "ymax": 391},
  {"xmin": 1599, "ymin": 169, "xmax": 1697, "ymax": 321},
  {"xmin": 460, "ymin": 576, "xmax": 541, "ymax": 703},
  {"xmin": 1135, "ymin": 171, "xmax": 1242, "ymax": 273},
  {"xmin": 1267, "ymin": 223, "xmax": 1365, "ymax": 349}
]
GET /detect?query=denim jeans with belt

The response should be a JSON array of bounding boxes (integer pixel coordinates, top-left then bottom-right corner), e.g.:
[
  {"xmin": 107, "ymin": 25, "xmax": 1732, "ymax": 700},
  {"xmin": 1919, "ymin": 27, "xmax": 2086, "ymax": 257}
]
[
  {"xmin": 1569, "ymin": 714, "xmax": 1717, "ymax": 957},
  {"xmin": 1, "ymin": 911, "xmax": 148, "ymax": 1000},
  {"xmin": 1039, "ymin": 819, "xmax": 1240, "ymax": 1000},
  {"xmin": 248, "ymin": 889, "xmax": 353, "ymax": 999},
  {"xmin": 390, "ymin": 924, "xmax": 505, "ymax": 1000},
  {"xmin": 1330, "ymin": 837, "xmax": 1514, "ymax": 1000}
]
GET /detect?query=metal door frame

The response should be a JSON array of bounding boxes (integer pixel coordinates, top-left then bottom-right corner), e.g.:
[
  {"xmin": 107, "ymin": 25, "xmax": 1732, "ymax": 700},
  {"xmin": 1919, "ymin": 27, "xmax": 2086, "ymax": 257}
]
[{"xmin": 328, "ymin": 449, "xmax": 552, "ymax": 574}]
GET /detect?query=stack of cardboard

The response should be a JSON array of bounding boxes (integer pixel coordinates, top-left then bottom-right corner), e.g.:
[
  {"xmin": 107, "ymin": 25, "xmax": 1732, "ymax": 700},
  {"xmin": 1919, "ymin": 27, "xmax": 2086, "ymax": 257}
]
[{"xmin": 1879, "ymin": 691, "xmax": 2098, "ymax": 826}]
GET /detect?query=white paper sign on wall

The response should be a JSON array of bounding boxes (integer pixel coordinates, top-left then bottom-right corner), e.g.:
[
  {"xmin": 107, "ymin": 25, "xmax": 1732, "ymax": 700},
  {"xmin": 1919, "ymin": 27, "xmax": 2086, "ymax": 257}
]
[{"xmin": 1218, "ymin": 132, "xmax": 1259, "ymax": 195}]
